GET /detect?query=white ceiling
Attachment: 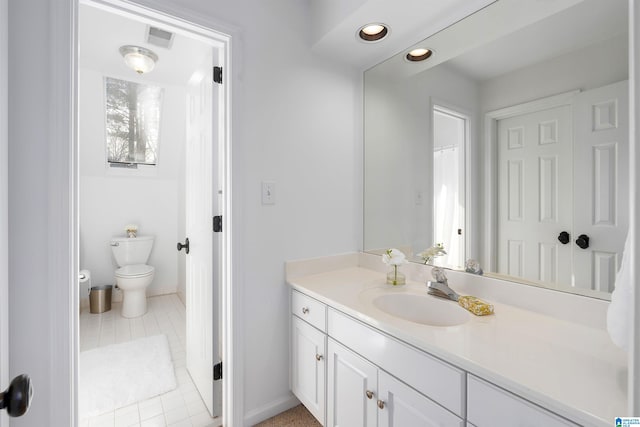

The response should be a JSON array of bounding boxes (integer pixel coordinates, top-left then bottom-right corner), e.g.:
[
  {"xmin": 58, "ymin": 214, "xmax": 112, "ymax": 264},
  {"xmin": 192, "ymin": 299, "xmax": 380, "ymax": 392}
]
[
  {"xmin": 310, "ymin": 0, "xmax": 496, "ymax": 70},
  {"xmin": 365, "ymin": 0, "xmax": 627, "ymax": 81},
  {"xmin": 80, "ymin": 0, "xmax": 627, "ymax": 87},
  {"xmin": 447, "ymin": 0, "xmax": 627, "ymax": 81},
  {"xmin": 79, "ymin": 4, "xmax": 212, "ymax": 86},
  {"xmin": 80, "ymin": 0, "xmax": 496, "ymax": 80}
]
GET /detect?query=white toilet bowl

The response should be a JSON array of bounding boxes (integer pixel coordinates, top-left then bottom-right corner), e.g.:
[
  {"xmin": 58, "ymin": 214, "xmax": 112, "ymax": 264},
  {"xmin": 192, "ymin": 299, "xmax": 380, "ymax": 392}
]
[{"xmin": 115, "ymin": 264, "xmax": 155, "ymax": 318}]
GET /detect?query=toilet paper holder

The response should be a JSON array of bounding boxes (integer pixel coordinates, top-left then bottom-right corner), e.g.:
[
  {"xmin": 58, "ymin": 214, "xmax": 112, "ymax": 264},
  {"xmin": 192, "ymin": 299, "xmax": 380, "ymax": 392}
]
[{"xmin": 79, "ymin": 269, "xmax": 91, "ymax": 283}]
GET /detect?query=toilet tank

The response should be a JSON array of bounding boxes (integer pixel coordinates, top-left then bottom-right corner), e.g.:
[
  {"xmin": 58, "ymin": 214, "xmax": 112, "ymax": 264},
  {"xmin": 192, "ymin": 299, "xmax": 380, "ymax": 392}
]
[{"xmin": 110, "ymin": 235, "xmax": 154, "ymax": 267}]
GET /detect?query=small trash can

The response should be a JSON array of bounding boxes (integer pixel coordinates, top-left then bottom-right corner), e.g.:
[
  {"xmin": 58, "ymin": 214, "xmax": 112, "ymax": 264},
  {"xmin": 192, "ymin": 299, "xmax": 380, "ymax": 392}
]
[{"xmin": 89, "ymin": 285, "xmax": 112, "ymax": 314}]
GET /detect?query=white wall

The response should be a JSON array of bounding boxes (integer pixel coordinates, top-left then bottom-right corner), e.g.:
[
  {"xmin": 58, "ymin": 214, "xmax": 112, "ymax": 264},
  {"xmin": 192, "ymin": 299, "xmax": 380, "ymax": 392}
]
[
  {"xmin": 224, "ymin": 6, "xmax": 361, "ymax": 424},
  {"xmin": 480, "ymin": 34, "xmax": 628, "ymax": 112},
  {"xmin": 79, "ymin": 68, "xmax": 185, "ymax": 300}
]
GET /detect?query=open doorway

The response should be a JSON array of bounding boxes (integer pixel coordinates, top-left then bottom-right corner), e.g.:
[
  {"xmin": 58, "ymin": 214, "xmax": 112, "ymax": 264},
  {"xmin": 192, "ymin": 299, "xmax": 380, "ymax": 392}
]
[
  {"xmin": 432, "ymin": 105, "xmax": 467, "ymax": 269},
  {"xmin": 77, "ymin": 2, "xmax": 228, "ymax": 425}
]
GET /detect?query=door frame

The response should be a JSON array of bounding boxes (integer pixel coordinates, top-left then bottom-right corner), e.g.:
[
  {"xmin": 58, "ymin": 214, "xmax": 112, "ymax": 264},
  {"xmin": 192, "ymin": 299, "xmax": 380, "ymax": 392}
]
[
  {"xmin": 52, "ymin": 0, "xmax": 238, "ymax": 425},
  {"xmin": 482, "ymin": 90, "xmax": 579, "ymax": 273},
  {"xmin": 0, "ymin": 0, "xmax": 8, "ymax": 424},
  {"xmin": 430, "ymin": 101, "xmax": 471, "ymax": 268}
]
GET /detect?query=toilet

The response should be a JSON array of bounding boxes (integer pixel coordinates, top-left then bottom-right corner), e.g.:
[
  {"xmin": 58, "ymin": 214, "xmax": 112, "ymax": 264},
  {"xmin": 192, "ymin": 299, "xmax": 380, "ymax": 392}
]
[{"xmin": 110, "ymin": 235, "xmax": 155, "ymax": 318}]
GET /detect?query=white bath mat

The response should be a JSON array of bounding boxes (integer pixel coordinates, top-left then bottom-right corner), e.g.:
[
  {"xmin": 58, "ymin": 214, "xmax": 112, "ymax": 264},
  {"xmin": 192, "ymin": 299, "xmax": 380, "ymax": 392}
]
[{"xmin": 79, "ymin": 334, "xmax": 177, "ymax": 418}]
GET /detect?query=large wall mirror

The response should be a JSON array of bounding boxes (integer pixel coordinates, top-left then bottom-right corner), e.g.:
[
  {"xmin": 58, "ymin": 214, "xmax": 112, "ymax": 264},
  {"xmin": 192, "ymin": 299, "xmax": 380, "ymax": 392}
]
[{"xmin": 364, "ymin": 0, "xmax": 628, "ymax": 300}]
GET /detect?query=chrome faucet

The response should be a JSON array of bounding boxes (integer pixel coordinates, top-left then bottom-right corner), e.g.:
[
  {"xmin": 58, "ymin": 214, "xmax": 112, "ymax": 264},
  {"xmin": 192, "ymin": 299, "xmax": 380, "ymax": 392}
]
[{"xmin": 426, "ymin": 267, "xmax": 460, "ymax": 301}]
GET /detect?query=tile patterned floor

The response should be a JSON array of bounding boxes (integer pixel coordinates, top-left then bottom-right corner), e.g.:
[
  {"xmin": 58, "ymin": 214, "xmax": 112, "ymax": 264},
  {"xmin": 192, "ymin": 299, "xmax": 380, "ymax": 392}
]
[{"xmin": 79, "ymin": 294, "xmax": 220, "ymax": 427}]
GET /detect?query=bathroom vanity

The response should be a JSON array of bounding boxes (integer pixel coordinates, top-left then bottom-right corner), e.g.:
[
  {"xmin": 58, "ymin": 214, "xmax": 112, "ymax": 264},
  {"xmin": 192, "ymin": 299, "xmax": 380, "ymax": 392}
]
[{"xmin": 287, "ymin": 253, "xmax": 627, "ymax": 427}]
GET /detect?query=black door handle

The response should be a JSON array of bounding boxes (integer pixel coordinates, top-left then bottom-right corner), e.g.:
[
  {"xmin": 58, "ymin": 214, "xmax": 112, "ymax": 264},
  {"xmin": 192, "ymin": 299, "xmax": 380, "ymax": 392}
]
[
  {"xmin": 558, "ymin": 231, "xmax": 570, "ymax": 244},
  {"xmin": 575, "ymin": 234, "xmax": 590, "ymax": 249},
  {"xmin": 177, "ymin": 238, "xmax": 190, "ymax": 254},
  {"xmin": 1, "ymin": 374, "xmax": 33, "ymax": 417}
]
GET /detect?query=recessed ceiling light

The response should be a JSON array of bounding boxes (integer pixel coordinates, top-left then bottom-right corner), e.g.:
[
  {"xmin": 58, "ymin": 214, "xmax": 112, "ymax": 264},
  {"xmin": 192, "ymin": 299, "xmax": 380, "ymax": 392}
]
[
  {"xmin": 358, "ymin": 23, "xmax": 389, "ymax": 42},
  {"xmin": 405, "ymin": 48, "xmax": 433, "ymax": 62}
]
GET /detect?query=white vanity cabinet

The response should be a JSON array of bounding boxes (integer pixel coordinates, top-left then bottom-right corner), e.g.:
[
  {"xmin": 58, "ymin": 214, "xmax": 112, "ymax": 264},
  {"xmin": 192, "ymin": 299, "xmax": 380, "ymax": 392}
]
[
  {"xmin": 327, "ymin": 338, "xmax": 463, "ymax": 427},
  {"xmin": 291, "ymin": 288, "xmax": 581, "ymax": 426},
  {"xmin": 291, "ymin": 290, "xmax": 327, "ymax": 425},
  {"xmin": 326, "ymin": 308, "xmax": 465, "ymax": 426}
]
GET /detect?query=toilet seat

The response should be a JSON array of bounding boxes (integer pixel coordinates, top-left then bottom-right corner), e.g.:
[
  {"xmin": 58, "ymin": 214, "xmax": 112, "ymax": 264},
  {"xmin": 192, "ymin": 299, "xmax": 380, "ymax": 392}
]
[{"xmin": 115, "ymin": 264, "xmax": 154, "ymax": 278}]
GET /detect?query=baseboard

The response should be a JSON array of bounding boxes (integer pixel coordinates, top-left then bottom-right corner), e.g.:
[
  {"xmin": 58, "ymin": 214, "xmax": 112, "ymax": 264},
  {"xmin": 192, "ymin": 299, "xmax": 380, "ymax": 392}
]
[
  {"xmin": 176, "ymin": 289, "xmax": 186, "ymax": 306},
  {"xmin": 243, "ymin": 394, "xmax": 300, "ymax": 426}
]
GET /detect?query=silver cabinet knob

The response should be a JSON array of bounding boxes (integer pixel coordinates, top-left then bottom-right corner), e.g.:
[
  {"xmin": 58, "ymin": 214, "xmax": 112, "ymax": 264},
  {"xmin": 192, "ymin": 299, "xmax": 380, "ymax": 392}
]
[
  {"xmin": 301, "ymin": 307, "xmax": 309, "ymax": 314},
  {"xmin": 366, "ymin": 390, "xmax": 374, "ymax": 399},
  {"xmin": 377, "ymin": 400, "xmax": 385, "ymax": 409},
  {"xmin": 315, "ymin": 354, "xmax": 323, "ymax": 361}
]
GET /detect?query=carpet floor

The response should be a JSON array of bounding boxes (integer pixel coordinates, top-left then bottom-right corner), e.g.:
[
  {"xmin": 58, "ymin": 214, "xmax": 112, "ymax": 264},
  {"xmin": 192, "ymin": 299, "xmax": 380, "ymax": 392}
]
[{"xmin": 254, "ymin": 404, "xmax": 321, "ymax": 427}]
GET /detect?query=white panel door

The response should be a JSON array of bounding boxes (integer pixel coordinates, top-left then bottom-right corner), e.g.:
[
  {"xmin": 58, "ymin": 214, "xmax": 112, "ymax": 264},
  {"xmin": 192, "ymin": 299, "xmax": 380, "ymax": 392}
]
[
  {"xmin": 327, "ymin": 338, "xmax": 377, "ymax": 427},
  {"xmin": 185, "ymin": 53, "xmax": 220, "ymax": 416},
  {"xmin": 573, "ymin": 80, "xmax": 628, "ymax": 291},
  {"xmin": 291, "ymin": 316, "xmax": 326, "ymax": 425},
  {"xmin": 497, "ymin": 105, "xmax": 573, "ymax": 284},
  {"xmin": 378, "ymin": 370, "xmax": 463, "ymax": 427}
]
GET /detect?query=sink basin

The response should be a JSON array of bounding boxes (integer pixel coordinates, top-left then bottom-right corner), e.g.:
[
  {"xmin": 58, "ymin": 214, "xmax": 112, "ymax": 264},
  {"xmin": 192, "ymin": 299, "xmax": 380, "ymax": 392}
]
[{"xmin": 372, "ymin": 293, "xmax": 470, "ymax": 327}]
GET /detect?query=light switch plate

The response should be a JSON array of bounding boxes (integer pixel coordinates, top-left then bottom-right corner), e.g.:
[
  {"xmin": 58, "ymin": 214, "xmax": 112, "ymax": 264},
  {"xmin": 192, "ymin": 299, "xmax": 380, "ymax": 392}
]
[{"xmin": 262, "ymin": 181, "xmax": 275, "ymax": 205}]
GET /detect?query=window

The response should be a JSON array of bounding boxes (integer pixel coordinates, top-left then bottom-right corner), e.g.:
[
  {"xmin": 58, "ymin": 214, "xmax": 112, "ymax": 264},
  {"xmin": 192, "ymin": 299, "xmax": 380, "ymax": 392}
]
[{"xmin": 105, "ymin": 77, "xmax": 164, "ymax": 167}]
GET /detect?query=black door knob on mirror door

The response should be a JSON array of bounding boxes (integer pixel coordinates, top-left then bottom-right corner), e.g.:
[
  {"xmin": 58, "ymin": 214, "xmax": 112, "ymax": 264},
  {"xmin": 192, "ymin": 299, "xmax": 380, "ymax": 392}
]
[
  {"xmin": 177, "ymin": 237, "xmax": 190, "ymax": 254},
  {"xmin": 576, "ymin": 234, "xmax": 590, "ymax": 249},
  {"xmin": 0, "ymin": 374, "xmax": 33, "ymax": 417},
  {"xmin": 558, "ymin": 231, "xmax": 570, "ymax": 244}
]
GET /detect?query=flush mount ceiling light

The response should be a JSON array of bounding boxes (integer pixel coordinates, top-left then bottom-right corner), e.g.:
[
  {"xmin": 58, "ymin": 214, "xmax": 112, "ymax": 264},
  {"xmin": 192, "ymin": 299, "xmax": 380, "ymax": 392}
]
[
  {"xmin": 119, "ymin": 45, "xmax": 159, "ymax": 74},
  {"xmin": 405, "ymin": 48, "xmax": 433, "ymax": 62},
  {"xmin": 358, "ymin": 23, "xmax": 389, "ymax": 42}
]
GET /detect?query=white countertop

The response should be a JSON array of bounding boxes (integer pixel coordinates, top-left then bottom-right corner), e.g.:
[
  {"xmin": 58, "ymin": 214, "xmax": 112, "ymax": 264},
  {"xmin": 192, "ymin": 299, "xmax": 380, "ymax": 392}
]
[{"xmin": 287, "ymin": 266, "xmax": 628, "ymax": 427}]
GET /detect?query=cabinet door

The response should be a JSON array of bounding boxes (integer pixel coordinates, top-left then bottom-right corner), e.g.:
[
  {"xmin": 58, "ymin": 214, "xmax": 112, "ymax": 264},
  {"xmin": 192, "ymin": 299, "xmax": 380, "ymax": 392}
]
[
  {"xmin": 378, "ymin": 371, "xmax": 463, "ymax": 427},
  {"xmin": 327, "ymin": 338, "xmax": 378, "ymax": 427},
  {"xmin": 291, "ymin": 316, "xmax": 326, "ymax": 425}
]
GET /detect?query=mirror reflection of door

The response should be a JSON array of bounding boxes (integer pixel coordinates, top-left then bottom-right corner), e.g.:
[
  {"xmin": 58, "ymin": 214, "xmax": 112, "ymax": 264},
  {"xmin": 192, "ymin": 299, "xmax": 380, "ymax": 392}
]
[
  {"xmin": 432, "ymin": 105, "xmax": 466, "ymax": 269},
  {"xmin": 497, "ymin": 81, "xmax": 628, "ymax": 291},
  {"xmin": 573, "ymin": 80, "xmax": 629, "ymax": 292},
  {"xmin": 497, "ymin": 104, "xmax": 573, "ymax": 285}
]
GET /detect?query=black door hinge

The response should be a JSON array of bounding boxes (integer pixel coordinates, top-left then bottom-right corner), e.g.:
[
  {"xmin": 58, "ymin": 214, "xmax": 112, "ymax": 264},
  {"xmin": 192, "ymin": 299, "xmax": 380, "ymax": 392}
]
[
  {"xmin": 213, "ymin": 215, "xmax": 222, "ymax": 232},
  {"xmin": 213, "ymin": 66, "xmax": 223, "ymax": 84},
  {"xmin": 213, "ymin": 361, "xmax": 223, "ymax": 381}
]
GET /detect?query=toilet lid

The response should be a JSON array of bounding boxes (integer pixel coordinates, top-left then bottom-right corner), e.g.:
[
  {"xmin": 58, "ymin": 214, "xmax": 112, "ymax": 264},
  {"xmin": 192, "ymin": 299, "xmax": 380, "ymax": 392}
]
[{"xmin": 115, "ymin": 264, "xmax": 154, "ymax": 278}]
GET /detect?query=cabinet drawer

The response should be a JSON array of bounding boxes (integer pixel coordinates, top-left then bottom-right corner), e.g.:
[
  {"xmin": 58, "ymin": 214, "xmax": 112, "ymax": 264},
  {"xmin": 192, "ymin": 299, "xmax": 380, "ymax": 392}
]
[
  {"xmin": 328, "ymin": 308, "xmax": 465, "ymax": 417},
  {"xmin": 467, "ymin": 375, "xmax": 578, "ymax": 427},
  {"xmin": 379, "ymin": 370, "xmax": 463, "ymax": 427},
  {"xmin": 292, "ymin": 290, "xmax": 327, "ymax": 332}
]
